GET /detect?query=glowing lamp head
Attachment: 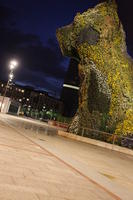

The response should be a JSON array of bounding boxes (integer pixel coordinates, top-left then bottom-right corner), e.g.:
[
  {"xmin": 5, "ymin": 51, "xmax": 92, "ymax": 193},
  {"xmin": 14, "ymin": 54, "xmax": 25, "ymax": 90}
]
[
  {"xmin": 10, "ymin": 60, "xmax": 18, "ymax": 67},
  {"xmin": 10, "ymin": 64, "xmax": 15, "ymax": 70}
]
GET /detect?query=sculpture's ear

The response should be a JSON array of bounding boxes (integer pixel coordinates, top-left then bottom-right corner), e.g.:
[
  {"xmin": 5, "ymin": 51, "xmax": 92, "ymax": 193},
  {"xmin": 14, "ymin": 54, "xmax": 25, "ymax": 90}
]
[
  {"xmin": 107, "ymin": 0, "xmax": 116, "ymax": 4},
  {"xmin": 107, "ymin": 0, "xmax": 117, "ymax": 10}
]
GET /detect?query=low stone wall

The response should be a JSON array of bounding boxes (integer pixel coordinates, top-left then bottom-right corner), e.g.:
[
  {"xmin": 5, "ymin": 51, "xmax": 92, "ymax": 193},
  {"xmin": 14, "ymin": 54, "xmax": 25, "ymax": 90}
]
[
  {"xmin": 48, "ymin": 120, "xmax": 68, "ymax": 131},
  {"xmin": 58, "ymin": 130, "xmax": 133, "ymax": 156}
]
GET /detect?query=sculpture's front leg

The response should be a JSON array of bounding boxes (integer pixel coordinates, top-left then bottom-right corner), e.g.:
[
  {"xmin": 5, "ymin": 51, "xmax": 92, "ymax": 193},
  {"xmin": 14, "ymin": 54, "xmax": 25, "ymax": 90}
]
[{"xmin": 68, "ymin": 63, "xmax": 91, "ymax": 134}]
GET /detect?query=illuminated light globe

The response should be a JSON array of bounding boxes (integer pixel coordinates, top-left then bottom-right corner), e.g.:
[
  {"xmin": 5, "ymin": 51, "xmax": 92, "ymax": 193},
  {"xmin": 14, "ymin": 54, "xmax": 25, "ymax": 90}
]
[
  {"xmin": 10, "ymin": 60, "xmax": 18, "ymax": 67},
  {"xmin": 10, "ymin": 64, "xmax": 15, "ymax": 70}
]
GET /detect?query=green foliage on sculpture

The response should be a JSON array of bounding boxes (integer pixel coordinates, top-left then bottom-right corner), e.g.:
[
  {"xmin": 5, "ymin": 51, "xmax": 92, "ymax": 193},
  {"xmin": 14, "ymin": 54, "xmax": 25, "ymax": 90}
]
[{"xmin": 56, "ymin": 0, "xmax": 133, "ymax": 136}]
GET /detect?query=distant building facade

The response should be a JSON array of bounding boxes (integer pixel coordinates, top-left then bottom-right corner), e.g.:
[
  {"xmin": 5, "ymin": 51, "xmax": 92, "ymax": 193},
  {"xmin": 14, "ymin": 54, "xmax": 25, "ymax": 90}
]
[
  {"xmin": 0, "ymin": 96, "xmax": 11, "ymax": 113},
  {"xmin": 0, "ymin": 81, "xmax": 63, "ymax": 114},
  {"xmin": 0, "ymin": 96, "xmax": 21, "ymax": 115}
]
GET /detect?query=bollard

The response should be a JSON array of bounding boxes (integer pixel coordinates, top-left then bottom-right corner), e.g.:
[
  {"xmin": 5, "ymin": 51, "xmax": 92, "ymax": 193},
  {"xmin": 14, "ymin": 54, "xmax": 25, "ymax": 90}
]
[
  {"xmin": 113, "ymin": 134, "xmax": 116, "ymax": 145},
  {"xmin": 81, "ymin": 128, "xmax": 84, "ymax": 137}
]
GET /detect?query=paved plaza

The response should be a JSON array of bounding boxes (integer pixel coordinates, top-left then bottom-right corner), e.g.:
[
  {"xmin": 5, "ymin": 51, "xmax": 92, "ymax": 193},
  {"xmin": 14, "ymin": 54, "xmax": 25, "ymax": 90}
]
[{"xmin": 0, "ymin": 114, "xmax": 133, "ymax": 200}]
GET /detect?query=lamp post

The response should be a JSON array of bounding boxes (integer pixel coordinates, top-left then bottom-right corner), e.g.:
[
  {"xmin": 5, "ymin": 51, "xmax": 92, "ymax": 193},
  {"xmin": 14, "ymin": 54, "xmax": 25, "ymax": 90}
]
[{"xmin": 0, "ymin": 60, "xmax": 18, "ymax": 112}]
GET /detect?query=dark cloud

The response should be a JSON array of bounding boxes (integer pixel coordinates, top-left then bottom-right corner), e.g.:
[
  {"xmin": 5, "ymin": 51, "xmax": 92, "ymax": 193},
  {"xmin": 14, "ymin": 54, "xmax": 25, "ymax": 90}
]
[
  {"xmin": 15, "ymin": 68, "xmax": 64, "ymax": 97},
  {"xmin": 16, "ymin": 40, "xmax": 66, "ymax": 79},
  {"xmin": 0, "ymin": 3, "xmax": 67, "ymax": 97},
  {"xmin": 0, "ymin": 5, "xmax": 14, "ymax": 25},
  {"xmin": 0, "ymin": 0, "xmax": 133, "ymax": 98}
]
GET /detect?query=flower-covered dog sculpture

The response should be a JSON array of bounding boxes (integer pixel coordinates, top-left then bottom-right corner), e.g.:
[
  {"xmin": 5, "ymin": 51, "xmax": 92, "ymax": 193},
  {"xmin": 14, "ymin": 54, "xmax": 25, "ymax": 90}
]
[{"xmin": 57, "ymin": 0, "xmax": 133, "ymax": 135}]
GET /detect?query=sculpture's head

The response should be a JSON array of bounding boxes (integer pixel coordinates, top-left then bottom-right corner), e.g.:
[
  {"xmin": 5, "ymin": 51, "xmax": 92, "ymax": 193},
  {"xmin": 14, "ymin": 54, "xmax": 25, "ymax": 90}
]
[{"xmin": 56, "ymin": 0, "xmax": 125, "ymax": 60}]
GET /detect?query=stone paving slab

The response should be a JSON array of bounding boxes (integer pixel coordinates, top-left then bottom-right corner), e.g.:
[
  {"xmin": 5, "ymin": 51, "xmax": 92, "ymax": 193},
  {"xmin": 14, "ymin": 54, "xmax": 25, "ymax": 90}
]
[{"xmin": 0, "ymin": 119, "xmax": 119, "ymax": 200}]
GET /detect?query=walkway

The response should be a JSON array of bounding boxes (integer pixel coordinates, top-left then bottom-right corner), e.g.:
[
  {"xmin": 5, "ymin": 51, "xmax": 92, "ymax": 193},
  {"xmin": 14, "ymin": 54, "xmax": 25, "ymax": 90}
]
[{"xmin": 0, "ymin": 114, "xmax": 133, "ymax": 200}]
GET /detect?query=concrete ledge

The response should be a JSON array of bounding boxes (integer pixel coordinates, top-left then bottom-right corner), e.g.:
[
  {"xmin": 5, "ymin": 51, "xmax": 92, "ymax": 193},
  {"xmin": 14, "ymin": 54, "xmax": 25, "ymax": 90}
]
[
  {"xmin": 58, "ymin": 130, "xmax": 133, "ymax": 156},
  {"xmin": 48, "ymin": 120, "xmax": 68, "ymax": 131}
]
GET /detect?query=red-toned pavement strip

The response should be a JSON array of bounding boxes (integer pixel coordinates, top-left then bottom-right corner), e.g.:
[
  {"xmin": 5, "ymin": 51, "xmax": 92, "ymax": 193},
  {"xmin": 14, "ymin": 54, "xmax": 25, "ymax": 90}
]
[{"xmin": 0, "ymin": 117, "xmax": 121, "ymax": 200}]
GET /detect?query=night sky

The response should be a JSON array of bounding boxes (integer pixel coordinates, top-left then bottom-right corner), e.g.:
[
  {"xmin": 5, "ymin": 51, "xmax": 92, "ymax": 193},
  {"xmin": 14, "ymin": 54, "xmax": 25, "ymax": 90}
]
[{"xmin": 0, "ymin": 0, "xmax": 133, "ymax": 98}]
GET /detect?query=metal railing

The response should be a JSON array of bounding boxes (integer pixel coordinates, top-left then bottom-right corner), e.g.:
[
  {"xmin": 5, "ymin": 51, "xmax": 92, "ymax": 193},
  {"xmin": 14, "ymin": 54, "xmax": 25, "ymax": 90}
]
[
  {"xmin": 75, "ymin": 127, "xmax": 133, "ymax": 150},
  {"xmin": 6, "ymin": 115, "xmax": 133, "ymax": 150}
]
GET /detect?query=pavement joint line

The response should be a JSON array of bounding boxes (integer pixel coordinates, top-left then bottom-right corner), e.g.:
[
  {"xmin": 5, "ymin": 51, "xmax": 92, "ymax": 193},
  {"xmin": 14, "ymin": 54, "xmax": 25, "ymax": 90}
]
[
  {"xmin": 3, "ymin": 119, "xmax": 121, "ymax": 200},
  {"xmin": 0, "ymin": 143, "xmax": 51, "ymax": 156}
]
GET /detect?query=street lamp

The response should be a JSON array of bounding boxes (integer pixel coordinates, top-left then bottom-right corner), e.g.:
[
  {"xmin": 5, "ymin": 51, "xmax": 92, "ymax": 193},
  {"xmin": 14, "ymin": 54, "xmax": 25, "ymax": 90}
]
[
  {"xmin": 0, "ymin": 60, "xmax": 18, "ymax": 112},
  {"xmin": 9, "ymin": 73, "xmax": 14, "ymax": 80},
  {"xmin": 10, "ymin": 64, "xmax": 15, "ymax": 70}
]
